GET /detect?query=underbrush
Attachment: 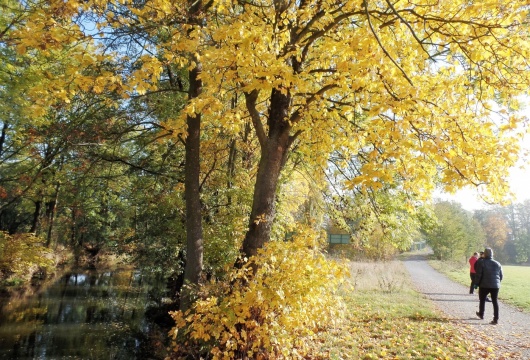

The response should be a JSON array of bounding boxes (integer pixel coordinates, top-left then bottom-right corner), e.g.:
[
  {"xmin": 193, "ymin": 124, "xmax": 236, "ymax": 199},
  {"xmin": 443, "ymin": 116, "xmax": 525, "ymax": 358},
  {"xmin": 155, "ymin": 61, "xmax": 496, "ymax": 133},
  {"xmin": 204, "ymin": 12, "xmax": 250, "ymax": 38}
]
[
  {"xmin": 168, "ymin": 240, "xmax": 504, "ymax": 360},
  {"xmin": 169, "ymin": 229, "xmax": 349, "ymax": 359},
  {"xmin": 0, "ymin": 232, "xmax": 55, "ymax": 286},
  {"xmin": 0, "ymin": 232, "xmax": 75, "ymax": 296}
]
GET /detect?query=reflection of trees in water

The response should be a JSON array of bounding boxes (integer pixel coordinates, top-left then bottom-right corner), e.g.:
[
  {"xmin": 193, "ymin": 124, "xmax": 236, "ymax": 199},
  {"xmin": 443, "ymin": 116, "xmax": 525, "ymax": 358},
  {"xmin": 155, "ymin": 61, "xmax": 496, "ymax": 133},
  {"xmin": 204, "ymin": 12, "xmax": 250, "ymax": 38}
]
[{"xmin": 0, "ymin": 268, "xmax": 165, "ymax": 359}]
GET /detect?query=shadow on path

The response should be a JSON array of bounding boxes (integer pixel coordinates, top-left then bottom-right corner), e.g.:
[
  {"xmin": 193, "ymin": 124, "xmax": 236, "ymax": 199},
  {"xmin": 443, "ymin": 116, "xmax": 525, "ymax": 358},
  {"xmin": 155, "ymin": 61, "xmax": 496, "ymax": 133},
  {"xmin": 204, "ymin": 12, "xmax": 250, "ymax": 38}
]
[{"xmin": 402, "ymin": 252, "xmax": 530, "ymax": 359}]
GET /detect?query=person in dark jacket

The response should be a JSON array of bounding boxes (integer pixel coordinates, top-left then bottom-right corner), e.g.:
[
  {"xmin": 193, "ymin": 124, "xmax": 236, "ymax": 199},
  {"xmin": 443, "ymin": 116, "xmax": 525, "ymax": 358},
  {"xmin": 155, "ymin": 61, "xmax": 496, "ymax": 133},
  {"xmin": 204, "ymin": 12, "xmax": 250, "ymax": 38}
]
[
  {"xmin": 474, "ymin": 247, "xmax": 503, "ymax": 324},
  {"xmin": 474, "ymin": 252, "xmax": 491, "ymax": 301}
]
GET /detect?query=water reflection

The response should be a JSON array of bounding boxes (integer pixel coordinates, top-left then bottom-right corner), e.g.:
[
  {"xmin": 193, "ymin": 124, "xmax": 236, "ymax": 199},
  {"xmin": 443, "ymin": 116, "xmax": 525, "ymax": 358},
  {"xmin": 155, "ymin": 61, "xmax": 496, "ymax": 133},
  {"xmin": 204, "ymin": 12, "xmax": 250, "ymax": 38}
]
[{"xmin": 0, "ymin": 269, "xmax": 164, "ymax": 359}]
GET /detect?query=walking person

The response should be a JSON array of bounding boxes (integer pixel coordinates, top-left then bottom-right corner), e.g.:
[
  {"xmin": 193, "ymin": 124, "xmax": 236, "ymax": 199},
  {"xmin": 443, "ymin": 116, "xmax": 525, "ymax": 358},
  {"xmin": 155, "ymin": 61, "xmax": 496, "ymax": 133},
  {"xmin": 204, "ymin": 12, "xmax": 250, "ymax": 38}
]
[
  {"xmin": 474, "ymin": 247, "xmax": 503, "ymax": 324},
  {"xmin": 468, "ymin": 252, "xmax": 479, "ymax": 294}
]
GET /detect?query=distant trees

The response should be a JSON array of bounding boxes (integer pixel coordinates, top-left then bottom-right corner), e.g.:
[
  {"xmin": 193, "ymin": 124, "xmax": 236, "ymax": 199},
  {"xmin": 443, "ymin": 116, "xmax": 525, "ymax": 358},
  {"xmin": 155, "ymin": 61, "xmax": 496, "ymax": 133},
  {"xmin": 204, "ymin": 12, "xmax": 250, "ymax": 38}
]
[
  {"xmin": 475, "ymin": 209, "xmax": 510, "ymax": 262},
  {"xmin": 505, "ymin": 201, "xmax": 530, "ymax": 263},
  {"xmin": 423, "ymin": 200, "xmax": 530, "ymax": 264},
  {"xmin": 423, "ymin": 201, "xmax": 484, "ymax": 261}
]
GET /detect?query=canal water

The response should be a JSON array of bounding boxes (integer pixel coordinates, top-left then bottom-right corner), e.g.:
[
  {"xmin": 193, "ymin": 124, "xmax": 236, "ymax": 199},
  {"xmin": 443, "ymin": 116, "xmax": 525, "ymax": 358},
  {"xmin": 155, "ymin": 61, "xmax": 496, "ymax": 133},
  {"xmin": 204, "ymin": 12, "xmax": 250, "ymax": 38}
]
[{"xmin": 0, "ymin": 269, "xmax": 169, "ymax": 359}]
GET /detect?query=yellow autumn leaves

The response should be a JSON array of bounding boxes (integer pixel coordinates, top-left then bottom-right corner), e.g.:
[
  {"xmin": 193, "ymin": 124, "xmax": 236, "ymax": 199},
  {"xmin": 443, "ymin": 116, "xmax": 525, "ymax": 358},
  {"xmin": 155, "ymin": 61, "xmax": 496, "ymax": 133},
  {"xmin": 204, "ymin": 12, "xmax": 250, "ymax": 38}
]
[
  {"xmin": 0, "ymin": 232, "xmax": 54, "ymax": 280},
  {"xmin": 170, "ymin": 229, "xmax": 349, "ymax": 359}
]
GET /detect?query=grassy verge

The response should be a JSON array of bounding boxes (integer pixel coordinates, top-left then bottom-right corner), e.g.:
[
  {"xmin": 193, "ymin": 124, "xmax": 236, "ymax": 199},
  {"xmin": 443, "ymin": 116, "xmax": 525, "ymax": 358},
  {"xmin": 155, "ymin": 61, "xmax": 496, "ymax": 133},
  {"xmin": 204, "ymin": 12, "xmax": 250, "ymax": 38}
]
[
  {"xmin": 429, "ymin": 260, "xmax": 530, "ymax": 312},
  {"xmin": 315, "ymin": 261, "xmax": 495, "ymax": 359}
]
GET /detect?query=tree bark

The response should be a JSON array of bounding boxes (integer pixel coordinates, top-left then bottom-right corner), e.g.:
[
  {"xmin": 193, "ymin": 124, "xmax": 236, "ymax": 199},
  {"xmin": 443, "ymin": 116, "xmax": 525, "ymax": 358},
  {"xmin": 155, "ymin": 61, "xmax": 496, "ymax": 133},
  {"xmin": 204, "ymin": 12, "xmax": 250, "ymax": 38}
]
[
  {"xmin": 0, "ymin": 122, "xmax": 7, "ymax": 157},
  {"xmin": 45, "ymin": 183, "xmax": 60, "ymax": 247},
  {"xmin": 180, "ymin": 26, "xmax": 204, "ymax": 310},
  {"xmin": 30, "ymin": 199, "xmax": 42, "ymax": 234},
  {"xmin": 242, "ymin": 88, "xmax": 292, "ymax": 259}
]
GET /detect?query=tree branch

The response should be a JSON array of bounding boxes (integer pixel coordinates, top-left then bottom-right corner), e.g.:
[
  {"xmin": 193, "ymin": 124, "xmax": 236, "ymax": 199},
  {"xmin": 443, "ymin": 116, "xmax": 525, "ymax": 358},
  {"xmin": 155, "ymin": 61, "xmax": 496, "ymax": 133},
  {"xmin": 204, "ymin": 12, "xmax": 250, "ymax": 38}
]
[
  {"xmin": 290, "ymin": 83, "xmax": 339, "ymax": 124},
  {"xmin": 364, "ymin": 0, "xmax": 414, "ymax": 86},
  {"xmin": 244, "ymin": 89, "xmax": 267, "ymax": 148}
]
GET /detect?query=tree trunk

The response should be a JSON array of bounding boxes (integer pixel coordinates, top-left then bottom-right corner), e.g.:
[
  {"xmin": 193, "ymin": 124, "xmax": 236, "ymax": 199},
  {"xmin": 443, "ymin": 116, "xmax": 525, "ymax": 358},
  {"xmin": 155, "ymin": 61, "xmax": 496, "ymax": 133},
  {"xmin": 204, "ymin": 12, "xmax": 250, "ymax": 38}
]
[
  {"xmin": 227, "ymin": 139, "xmax": 236, "ymax": 206},
  {"xmin": 180, "ymin": 42, "xmax": 204, "ymax": 310},
  {"xmin": 30, "ymin": 200, "xmax": 42, "ymax": 234},
  {"xmin": 242, "ymin": 88, "xmax": 292, "ymax": 259},
  {"xmin": 0, "ymin": 122, "xmax": 7, "ymax": 157},
  {"xmin": 45, "ymin": 183, "xmax": 60, "ymax": 247}
]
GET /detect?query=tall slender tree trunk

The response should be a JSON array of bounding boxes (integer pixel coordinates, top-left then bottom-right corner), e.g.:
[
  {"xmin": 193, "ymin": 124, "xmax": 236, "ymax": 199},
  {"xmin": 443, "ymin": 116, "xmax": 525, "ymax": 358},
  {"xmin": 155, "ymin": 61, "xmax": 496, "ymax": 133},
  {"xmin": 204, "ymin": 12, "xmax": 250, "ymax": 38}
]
[
  {"xmin": 180, "ymin": 11, "xmax": 204, "ymax": 311},
  {"xmin": 224, "ymin": 140, "xmax": 237, "ymax": 207},
  {"xmin": 226, "ymin": 95, "xmax": 238, "ymax": 205},
  {"xmin": 45, "ymin": 183, "xmax": 60, "ymax": 247}
]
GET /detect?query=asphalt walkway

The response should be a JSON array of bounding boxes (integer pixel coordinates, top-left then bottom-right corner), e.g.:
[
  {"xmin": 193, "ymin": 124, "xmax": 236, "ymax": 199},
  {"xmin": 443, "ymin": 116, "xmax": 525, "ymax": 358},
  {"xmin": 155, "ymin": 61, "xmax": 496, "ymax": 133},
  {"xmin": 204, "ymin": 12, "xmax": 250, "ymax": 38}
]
[{"xmin": 403, "ymin": 254, "xmax": 530, "ymax": 359}]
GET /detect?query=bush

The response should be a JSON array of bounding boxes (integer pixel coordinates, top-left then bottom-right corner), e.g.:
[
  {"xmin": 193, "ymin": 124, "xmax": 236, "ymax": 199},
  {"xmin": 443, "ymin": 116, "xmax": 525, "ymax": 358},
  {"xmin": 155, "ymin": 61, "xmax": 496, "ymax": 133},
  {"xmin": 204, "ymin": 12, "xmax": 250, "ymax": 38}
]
[
  {"xmin": 0, "ymin": 232, "xmax": 55, "ymax": 283},
  {"xmin": 169, "ymin": 230, "xmax": 349, "ymax": 359}
]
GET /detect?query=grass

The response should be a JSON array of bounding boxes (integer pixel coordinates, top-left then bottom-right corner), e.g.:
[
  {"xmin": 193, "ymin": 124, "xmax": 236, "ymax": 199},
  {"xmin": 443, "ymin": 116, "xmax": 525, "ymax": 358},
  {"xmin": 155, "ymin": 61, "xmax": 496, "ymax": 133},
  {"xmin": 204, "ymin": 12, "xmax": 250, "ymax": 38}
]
[
  {"xmin": 314, "ymin": 260, "xmax": 499, "ymax": 360},
  {"xmin": 429, "ymin": 260, "xmax": 530, "ymax": 312}
]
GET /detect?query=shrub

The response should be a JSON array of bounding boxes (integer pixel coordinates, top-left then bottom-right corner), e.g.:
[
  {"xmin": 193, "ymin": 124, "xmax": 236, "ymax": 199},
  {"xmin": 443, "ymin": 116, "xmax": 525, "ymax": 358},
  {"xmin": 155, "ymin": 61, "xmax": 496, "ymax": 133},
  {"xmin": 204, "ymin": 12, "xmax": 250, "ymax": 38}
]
[
  {"xmin": 169, "ymin": 230, "xmax": 349, "ymax": 359},
  {"xmin": 0, "ymin": 232, "xmax": 55, "ymax": 283}
]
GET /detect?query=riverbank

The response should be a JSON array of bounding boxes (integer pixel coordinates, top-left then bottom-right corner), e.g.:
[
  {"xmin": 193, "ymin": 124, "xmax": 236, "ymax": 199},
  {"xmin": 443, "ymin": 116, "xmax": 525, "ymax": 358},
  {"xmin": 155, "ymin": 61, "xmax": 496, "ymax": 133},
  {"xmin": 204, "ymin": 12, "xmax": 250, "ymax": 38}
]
[{"xmin": 0, "ymin": 243, "xmax": 135, "ymax": 302}]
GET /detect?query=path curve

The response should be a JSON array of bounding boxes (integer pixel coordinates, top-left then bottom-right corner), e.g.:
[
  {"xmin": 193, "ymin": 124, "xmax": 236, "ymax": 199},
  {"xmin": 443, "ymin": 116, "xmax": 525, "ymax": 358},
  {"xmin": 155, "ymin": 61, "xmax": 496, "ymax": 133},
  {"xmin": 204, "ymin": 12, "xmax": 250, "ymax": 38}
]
[{"xmin": 403, "ymin": 254, "xmax": 530, "ymax": 359}]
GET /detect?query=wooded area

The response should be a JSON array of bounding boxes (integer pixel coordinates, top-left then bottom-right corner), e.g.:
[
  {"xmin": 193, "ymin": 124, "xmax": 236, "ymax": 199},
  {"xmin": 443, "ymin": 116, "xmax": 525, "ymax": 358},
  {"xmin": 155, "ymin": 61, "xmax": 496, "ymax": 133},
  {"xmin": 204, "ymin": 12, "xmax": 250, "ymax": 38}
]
[
  {"xmin": 1, "ymin": 0, "xmax": 530, "ymax": 357},
  {"xmin": 424, "ymin": 200, "xmax": 530, "ymax": 264}
]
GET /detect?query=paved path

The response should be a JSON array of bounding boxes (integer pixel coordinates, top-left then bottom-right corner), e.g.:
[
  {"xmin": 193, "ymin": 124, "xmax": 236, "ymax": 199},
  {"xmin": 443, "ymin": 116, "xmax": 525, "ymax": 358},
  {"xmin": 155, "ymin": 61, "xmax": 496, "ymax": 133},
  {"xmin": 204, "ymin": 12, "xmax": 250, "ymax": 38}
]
[{"xmin": 403, "ymin": 254, "xmax": 530, "ymax": 359}]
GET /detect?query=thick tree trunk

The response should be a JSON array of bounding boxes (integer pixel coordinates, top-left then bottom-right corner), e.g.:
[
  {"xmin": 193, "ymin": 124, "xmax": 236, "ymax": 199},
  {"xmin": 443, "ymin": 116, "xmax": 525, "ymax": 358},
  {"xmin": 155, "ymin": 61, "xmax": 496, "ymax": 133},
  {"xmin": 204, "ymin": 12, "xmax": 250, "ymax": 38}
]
[
  {"xmin": 242, "ymin": 88, "xmax": 292, "ymax": 259},
  {"xmin": 181, "ymin": 112, "xmax": 203, "ymax": 310}
]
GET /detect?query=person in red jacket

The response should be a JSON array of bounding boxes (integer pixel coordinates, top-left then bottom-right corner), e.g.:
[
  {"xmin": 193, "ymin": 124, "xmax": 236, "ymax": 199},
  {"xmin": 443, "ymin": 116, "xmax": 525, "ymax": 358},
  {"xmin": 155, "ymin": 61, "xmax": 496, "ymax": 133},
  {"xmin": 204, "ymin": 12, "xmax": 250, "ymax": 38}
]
[{"xmin": 468, "ymin": 252, "xmax": 479, "ymax": 294}]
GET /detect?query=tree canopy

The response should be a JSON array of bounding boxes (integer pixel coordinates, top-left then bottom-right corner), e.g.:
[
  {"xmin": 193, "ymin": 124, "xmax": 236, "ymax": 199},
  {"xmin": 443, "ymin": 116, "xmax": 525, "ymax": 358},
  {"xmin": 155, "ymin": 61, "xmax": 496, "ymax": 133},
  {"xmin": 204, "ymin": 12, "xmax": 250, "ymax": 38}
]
[
  {"xmin": 3, "ymin": 0, "xmax": 529, "ymax": 280},
  {"xmin": 7, "ymin": 0, "xmax": 530, "ymax": 236}
]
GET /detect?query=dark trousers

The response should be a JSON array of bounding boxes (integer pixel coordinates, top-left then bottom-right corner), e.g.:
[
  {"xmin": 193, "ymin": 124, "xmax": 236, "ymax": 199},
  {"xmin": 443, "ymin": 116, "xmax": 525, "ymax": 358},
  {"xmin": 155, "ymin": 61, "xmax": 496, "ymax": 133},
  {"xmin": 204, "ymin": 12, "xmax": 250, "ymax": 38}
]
[
  {"xmin": 469, "ymin": 273, "xmax": 476, "ymax": 294},
  {"xmin": 478, "ymin": 287, "xmax": 499, "ymax": 320}
]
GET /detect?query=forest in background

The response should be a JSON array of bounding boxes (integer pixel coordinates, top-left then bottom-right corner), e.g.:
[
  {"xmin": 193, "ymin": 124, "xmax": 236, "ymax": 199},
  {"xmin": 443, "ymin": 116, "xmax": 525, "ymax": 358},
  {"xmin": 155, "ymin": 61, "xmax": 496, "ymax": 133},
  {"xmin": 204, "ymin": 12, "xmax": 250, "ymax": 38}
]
[{"xmin": 422, "ymin": 200, "xmax": 530, "ymax": 264}]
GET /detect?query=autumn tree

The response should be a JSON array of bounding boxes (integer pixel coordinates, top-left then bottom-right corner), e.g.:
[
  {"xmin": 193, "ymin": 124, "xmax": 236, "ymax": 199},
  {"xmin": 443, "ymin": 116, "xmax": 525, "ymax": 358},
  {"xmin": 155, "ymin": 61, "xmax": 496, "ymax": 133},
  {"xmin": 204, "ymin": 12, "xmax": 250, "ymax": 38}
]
[
  {"xmin": 191, "ymin": 0, "xmax": 530, "ymax": 262},
  {"xmin": 6, "ymin": 0, "xmax": 530, "ymax": 356},
  {"xmin": 474, "ymin": 208, "xmax": 510, "ymax": 262}
]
